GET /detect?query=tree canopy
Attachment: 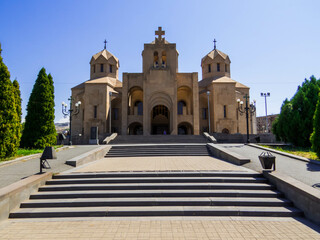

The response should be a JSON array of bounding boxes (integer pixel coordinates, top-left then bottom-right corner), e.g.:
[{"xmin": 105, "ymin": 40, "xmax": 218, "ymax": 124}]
[
  {"xmin": 272, "ymin": 76, "xmax": 320, "ymax": 147},
  {"xmin": 0, "ymin": 44, "xmax": 20, "ymax": 158},
  {"xmin": 21, "ymin": 68, "xmax": 56, "ymax": 149}
]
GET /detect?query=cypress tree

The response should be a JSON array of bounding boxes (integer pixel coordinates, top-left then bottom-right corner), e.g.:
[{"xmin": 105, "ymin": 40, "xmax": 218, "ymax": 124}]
[
  {"xmin": 310, "ymin": 93, "xmax": 320, "ymax": 158},
  {"xmin": 12, "ymin": 79, "xmax": 22, "ymax": 148},
  {"xmin": 21, "ymin": 68, "xmax": 56, "ymax": 149},
  {"xmin": 0, "ymin": 44, "xmax": 19, "ymax": 158}
]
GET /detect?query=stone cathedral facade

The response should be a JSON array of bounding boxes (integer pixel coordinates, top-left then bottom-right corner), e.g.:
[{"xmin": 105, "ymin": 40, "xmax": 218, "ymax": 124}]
[{"xmin": 71, "ymin": 27, "xmax": 256, "ymax": 144}]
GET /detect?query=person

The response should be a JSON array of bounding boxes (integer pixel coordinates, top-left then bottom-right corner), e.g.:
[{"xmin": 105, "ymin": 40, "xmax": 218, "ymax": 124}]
[{"xmin": 163, "ymin": 130, "xmax": 167, "ymax": 135}]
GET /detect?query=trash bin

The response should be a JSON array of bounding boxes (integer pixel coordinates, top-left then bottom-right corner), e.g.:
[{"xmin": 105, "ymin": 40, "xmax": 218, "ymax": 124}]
[{"xmin": 259, "ymin": 151, "xmax": 276, "ymax": 171}]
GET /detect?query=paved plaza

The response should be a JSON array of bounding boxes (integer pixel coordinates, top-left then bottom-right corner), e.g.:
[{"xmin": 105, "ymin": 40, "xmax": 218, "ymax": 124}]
[
  {"xmin": 73, "ymin": 156, "xmax": 248, "ymax": 173},
  {"xmin": 1, "ymin": 152, "xmax": 320, "ymax": 239},
  {"xmin": 0, "ymin": 217, "xmax": 319, "ymax": 240}
]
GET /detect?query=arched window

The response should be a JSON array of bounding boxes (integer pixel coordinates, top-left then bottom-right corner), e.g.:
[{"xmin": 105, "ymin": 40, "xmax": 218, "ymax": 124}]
[
  {"xmin": 154, "ymin": 51, "xmax": 159, "ymax": 68},
  {"xmin": 135, "ymin": 101, "xmax": 143, "ymax": 115},
  {"xmin": 177, "ymin": 101, "xmax": 186, "ymax": 115},
  {"xmin": 161, "ymin": 51, "xmax": 166, "ymax": 67}
]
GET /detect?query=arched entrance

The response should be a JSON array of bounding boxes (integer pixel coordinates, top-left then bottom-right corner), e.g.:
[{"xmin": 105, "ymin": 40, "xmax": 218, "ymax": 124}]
[
  {"xmin": 222, "ymin": 128, "xmax": 230, "ymax": 134},
  {"xmin": 178, "ymin": 122, "xmax": 193, "ymax": 135},
  {"xmin": 128, "ymin": 122, "xmax": 143, "ymax": 135},
  {"xmin": 151, "ymin": 105, "xmax": 170, "ymax": 135}
]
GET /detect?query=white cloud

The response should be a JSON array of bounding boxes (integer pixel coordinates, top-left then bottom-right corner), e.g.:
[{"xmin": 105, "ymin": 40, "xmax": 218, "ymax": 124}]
[{"xmin": 55, "ymin": 117, "xmax": 69, "ymax": 124}]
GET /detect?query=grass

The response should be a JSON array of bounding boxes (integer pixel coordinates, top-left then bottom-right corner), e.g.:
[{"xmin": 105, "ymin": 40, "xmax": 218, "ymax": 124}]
[
  {"xmin": 261, "ymin": 145, "xmax": 319, "ymax": 161},
  {"xmin": 0, "ymin": 145, "xmax": 64, "ymax": 162}
]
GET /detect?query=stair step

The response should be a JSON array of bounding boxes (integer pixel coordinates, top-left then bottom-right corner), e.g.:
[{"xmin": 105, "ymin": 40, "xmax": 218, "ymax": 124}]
[
  {"xmin": 39, "ymin": 183, "xmax": 274, "ymax": 191},
  {"xmin": 30, "ymin": 189, "xmax": 283, "ymax": 199},
  {"xmin": 53, "ymin": 171, "xmax": 262, "ymax": 179},
  {"xmin": 20, "ymin": 197, "xmax": 292, "ymax": 208},
  {"xmin": 46, "ymin": 177, "xmax": 268, "ymax": 185},
  {"xmin": 10, "ymin": 206, "xmax": 302, "ymax": 218}
]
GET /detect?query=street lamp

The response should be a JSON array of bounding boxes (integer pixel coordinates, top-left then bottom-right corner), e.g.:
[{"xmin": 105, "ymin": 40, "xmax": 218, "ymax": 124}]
[
  {"xmin": 260, "ymin": 92, "xmax": 270, "ymax": 133},
  {"xmin": 62, "ymin": 97, "xmax": 81, "ymax": 145},
  {"xmin": 237, "ymin": 94, "xmax": 256, "ymax": 144},
  {"xmin": 207, "ymin": 91, "xmax": 211, "ymax": 133}
]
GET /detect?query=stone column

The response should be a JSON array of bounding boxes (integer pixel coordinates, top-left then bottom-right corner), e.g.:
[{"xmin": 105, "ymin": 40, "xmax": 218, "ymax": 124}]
[
  {"xmin": 192, "ymin": 72, "xmax": 200, "ymax": 135},
  {"xmin": 121, "ymin": 74, "xmax": 128, "ymax": 135}
]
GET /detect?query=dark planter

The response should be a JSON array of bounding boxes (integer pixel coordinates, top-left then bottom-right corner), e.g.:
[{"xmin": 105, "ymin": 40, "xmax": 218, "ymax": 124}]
[{"xmin": 259, "ymin": 152, "xmax": 276, "ymax": 170}]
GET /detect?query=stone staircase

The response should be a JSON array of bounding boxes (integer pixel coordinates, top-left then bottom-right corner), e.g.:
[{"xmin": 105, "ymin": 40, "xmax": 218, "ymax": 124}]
[
  {"xmin": 109, "ymin": 135, "xmax": 208, "ymax": 144},
  {"xmin": 106, "ymin": 144, "xmax": 210, "ymax": 157},
  {"xmin": 9, "ymin": 171, "xmax": 303, "ymax": 218}
]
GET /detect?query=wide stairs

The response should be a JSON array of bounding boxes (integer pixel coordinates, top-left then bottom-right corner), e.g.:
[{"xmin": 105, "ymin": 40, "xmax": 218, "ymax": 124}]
[
  {"xmin": 109, "ymin": 135, "xmax": 209, "ymax": 144},
  {"xmin": 106, "ymin": 145, "xmax": 210, "ymax": 157},
  {"xmin": 9, "ymin": 171, "xmax": 302, "ymax": 218}
]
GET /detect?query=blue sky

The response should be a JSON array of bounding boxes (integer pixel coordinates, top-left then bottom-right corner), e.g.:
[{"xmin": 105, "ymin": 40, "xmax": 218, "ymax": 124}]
[{"xmin": 1, "ymin": 0, "xmax": 320, "ymax": 122}]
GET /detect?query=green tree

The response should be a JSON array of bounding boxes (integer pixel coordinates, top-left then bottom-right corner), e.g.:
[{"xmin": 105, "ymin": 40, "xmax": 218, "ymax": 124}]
[
  {"xmin": 0, "ymin": 44, "xmax": 19, "ymax": 158},
  {"xmin": 272, "ymin": 76, "xmax": 320, "ymax": 147},
  {"xmin": 12, "ymin": 79, "xmax": 22, "ymax": 147},
  {"xmin": 21, "ymin": 68, "xmax": 56, "ymax": 149},
  {"xmin": 310, "ymin": 93, "xmax": 320, "ymax": 158}
]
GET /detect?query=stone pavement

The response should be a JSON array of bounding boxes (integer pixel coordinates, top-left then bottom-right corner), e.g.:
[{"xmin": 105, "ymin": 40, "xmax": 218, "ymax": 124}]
[
  {"xmin": 73, "ymin": 156, "xmax": 248, "ymax": 172},
  {"xmin": 0, "ymin": 217, "xmax": 319, "ymax": 239},
  {"xmin": 218, "ymin": 144, "xmax": 320, "ymax": 189},
  {"xmin": 1, "ymin": 149, "xmax": 320, "ymax": 239},
  {"xmin": 0, "ymin": 145, "xmax": 100, "ymax": 188}
]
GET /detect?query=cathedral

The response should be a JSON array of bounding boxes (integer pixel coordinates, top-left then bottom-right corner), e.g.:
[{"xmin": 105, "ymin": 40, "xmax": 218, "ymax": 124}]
[{"xmin": 71, "ymin": 27, "xmax": 256, "ymax": 144}]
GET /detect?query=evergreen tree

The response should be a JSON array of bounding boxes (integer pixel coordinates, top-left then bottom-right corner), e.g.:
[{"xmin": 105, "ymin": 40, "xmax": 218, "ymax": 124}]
[
  {"xmin": 310, "ymin": 93, "xmax": 320, "ymax": 158},
  {"xmin": 21, "ymin": 68, "xmax": 56, "ymax": 149},
  {"xmin": 272, "ymin": 76, "xmax": 320, "ymax": 147},
  {"xmin": 12, "ymin": 79, "xmax": 22, "ymax": 147},
  {"xmin": 0, "ymin": 44, "xmax": 19, "ymax": 158}
]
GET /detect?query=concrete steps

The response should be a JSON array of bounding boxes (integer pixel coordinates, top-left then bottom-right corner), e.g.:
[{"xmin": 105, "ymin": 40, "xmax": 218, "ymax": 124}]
[
  {"xmin": 9, "ymin": 171, "xmax": 303, "ymax": 219},
  {"xmin": 106, "ymin": 145, "xmax": 210, "ymax": 157},
  {"xmin": 109, "ymin": 135, "xmax": 209, "ymax": 144}
]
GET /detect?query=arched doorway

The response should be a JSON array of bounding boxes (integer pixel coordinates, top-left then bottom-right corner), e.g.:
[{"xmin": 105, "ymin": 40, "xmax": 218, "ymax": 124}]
[
  {"xmin": 222, "ymin": 128, "xmax": 230, "ymax": 134},
  {"xmin": 178, "ymin": 122, "xmax": 193, "ymax": 135},
  {"xmin": 128, "ymin": 122, "xmax": 143, "ymax": 135},
  {"xmin": 151, "ymin": 105, "xmax": 169, "ymax": 135}
]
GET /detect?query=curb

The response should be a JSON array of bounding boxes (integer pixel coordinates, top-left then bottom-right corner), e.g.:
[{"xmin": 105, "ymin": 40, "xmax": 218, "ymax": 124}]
[
  {"xmin": 0, "ymin": 172, "xmax": 52, "ymax": 222},
  {"xmin": 248, "ymin": 144, "xmax": 320, "ymax": 166},
  {"xmin": 0, "ymin": 146, "xmax": 73, "ymax": 168},
  {"xmin": 65, "ymin": 145, "xmax": 111, "ymax": 167}
]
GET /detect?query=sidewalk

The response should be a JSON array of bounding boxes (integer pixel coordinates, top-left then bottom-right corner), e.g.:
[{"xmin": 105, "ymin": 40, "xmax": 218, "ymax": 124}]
[
  {"xmin": 0, "ymin": 145, "xmax": 100, "ymax": 189},
  {"xmin": 218, "ymin": 144, "xmax": 320, "ymax": 189}
]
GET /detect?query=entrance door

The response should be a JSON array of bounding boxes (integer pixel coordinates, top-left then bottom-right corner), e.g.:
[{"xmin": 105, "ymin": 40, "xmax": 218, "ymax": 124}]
[{"xmin": 151, "ymin": 105, "xmax": 170, "ymax": 135}]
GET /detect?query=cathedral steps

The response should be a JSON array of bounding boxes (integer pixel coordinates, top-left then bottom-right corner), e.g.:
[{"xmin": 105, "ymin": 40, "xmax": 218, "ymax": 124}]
[
  {"xmin": 9, "ymin": 171, "xmax": 303, "ymax": 219},
  {"xmin": 109, "ymin": 135, "xmax": 209, "ymax": 144},
  {"xmin": 105, "ymin": 144, "xmax": 210, "ymax": 157}
]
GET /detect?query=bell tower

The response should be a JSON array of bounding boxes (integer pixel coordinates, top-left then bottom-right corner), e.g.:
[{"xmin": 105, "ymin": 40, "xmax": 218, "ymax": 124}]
[
  {"xmin": 89, "ymin": 40, "xmax": 119, "ymax": 80},
  {"xmin": 201, "ymin": 39, "xmax": 231, "ymax": 80},
  {"xmin": 142, "ymin": 27, "xmax": 179, "ymax": 75}
]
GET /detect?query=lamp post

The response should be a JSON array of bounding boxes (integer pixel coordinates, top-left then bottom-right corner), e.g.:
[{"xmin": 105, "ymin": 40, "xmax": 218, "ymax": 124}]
[
  {"xmin": 62, "ymin": 97, "xmax": 81, "ymax": 145},
  {"xmin": 109, "ymin": 92, "xmax": 112, "ymax": 134},
  {"xmin": 260, "ymin": 92, "xmax": 270, "ymax": 133},
  {"xmin": 237, "ymin": 94, "xmax": 256, "ymax": 144},
  {"xmin": 207, "ymin": 91, "xmax": 211, "ymax": 133}
]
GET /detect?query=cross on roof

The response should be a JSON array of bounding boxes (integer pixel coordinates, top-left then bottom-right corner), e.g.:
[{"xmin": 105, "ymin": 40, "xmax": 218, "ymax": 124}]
[
  {"xmin": 213, "ymin": 39, "xmax": 217, "ymax": 50},
  {"xmin": 155, "ymin": 27, "xmax": 165, "ymax": 40},
  {"xmin": 104, "ymin": 39, "xmax": 107, "ymax": 49}
]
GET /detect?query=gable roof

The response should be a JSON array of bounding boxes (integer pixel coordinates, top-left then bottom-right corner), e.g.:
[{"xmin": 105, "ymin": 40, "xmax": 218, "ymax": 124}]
[
  {"xmin": 199, "ymin": 76, "xmax": 249, "ymax": 89},
  {"xmin": 90, "ymin": 49, "xmax": 119, "ymax": 63},
  {"xmin": 201, "ymin": 49, "xmax": 230, "ymax": 65}
]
